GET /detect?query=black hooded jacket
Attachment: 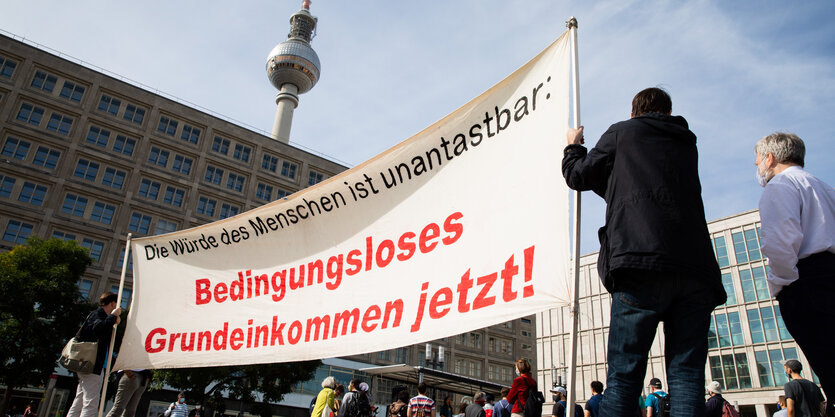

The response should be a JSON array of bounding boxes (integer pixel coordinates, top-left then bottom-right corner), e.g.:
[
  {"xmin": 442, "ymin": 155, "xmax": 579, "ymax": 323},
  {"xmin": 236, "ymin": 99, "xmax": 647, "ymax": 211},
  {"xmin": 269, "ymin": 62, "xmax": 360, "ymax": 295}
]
[
  {"xmin": 562, "ymin": 113, "xmax": 723, "ymax": 302},
  {"xmin": 78, "ymin": 307, "xmax": 118, "ymax": 374}
]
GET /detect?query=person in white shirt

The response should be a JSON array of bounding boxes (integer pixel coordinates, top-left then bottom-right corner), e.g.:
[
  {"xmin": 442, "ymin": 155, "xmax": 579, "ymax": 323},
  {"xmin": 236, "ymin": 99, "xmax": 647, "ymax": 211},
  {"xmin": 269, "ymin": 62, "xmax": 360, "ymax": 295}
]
[{"xmin": 755, "ymin": 131, "xmax": 835, "ymax": 403}]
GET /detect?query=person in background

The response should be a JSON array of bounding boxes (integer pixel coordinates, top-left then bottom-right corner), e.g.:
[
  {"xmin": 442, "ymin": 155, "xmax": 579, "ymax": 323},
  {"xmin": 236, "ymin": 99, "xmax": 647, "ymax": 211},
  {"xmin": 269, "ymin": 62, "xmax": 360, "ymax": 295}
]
[
  {"xmin": 23, "ymin": 401, "xmax": 35, "ymax": 417},
  {"xmin": 454, "ymin": 403, "xmax": 468, "ymax": 417},
  {"xmin": 187, "ymin": 403, "xmax": 204, "ymax": 417},
  {"xmin": 773, "ymin": 395, "xmax": 787, "ymax": 417},
  {"xmin": 703, "ymin": 381, "xmax": 726, "ymax": 417},
  {"xmin": 493, "ymin": 388, "xmax": 511, "ymax": 417},
  {"xmin": 464, "ymin": 393, "xmax": 486, "ymax": 417},
  {"xmin": 507, "ymin": 359, "xmax": 536, "ymax": 417},
  {"xmin": 439, "ymin": 398, "xmax": 453, "ymax": 417},
  {"xmin": 783, "ymin": 359, "xmax": 825, "ymax": 417},
  {"xmin": 333, "ymin": 385, "xmax": 345, "ymax": 414},
  {"xmin": 407, "ymin": 382, "xmax": 435, "ymax": 417},
  {"xmin": 551, "ymin": 387, "xmax": 582, "ymax": 417},
  {"xmin": 164, "ymin": 392, "xmax": 188, "ymax": 417},
  {"xmin": 755, "ymin": 131, "xmax": 835, "ymax": 403},
  {"xmin": 644, "ymin": 379, "xmax": 667, "ymax": 417},
  {"xmin": 483, "ymin": 395, "xmax": 494, "ymax": 417},
  {"xmin": 390, "ymin": 390, "xmax": 409, "ymax": 417},
  {"xmin": 66, "ymin": 292, "xmax": 122, "ymax": 417},
  {"xmin": 337, "ymin": 379, "xmax": 362, "ymax": 417},
  {"xmin": 312, "ymin": 377, "xmax": 337, "ymax": 417},
  {"xmin": 106, "ymin": 369, "xmax": 153, "ymax": 417},
  {"xmin": 584, "ymin": 381, "xmax": 603, "ymax": 417}
]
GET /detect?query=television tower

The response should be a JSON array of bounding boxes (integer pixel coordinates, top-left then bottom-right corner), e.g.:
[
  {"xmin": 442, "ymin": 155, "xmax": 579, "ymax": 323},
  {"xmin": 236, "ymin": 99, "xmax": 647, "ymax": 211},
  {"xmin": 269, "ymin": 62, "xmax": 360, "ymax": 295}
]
[{"xmin": 266, "ymin": 0, "xmax": 320, "ymax": 143}]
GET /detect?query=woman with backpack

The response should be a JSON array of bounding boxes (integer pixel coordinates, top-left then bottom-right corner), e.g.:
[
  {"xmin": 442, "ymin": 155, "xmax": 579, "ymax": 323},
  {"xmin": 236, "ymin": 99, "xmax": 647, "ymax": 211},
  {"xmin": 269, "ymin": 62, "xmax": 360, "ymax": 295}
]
[
  {"xmin": 390, "ymin": 390, "xmax": 410, "ymax": 417},
  {"xmin": 507, "ymin": 359, "xmax": 537, "ymax": 417}
]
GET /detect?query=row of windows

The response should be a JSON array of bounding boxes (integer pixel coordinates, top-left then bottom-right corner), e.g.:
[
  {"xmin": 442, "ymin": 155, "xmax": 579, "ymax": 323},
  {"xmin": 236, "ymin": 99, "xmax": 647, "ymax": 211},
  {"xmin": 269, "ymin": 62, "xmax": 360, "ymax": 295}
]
[
  {"xmin": 128, "ymin": 211, "xmax": 178, "ymax": 236},
  {"xmin": 86, "ymin": 125, "xmax": 137, "ymax": 157},
  {"xmin": 97, "ymin": 94, "xmax": 145, "ymax": 125},
  {"xmin": 30, "ymin": 69, "xmax": 86, "ymax": 104},
  {"xmin": 212, "ymin": 135, "xmax": 252, "ymax": 163},
  {"xmin": 137, "ymin": 178, "xmax": 186, "ymax": 208},
  {"xmin": 713, "ymin": 227, "xmax": 762, "ymax": 268},
  {"xmin": 147, "ymin": 145, "xmax": 193, "ymax": 175},
  {"xmin": 196, "ymin": 196, "xmax": 240, "ymax": 219},
  {"xmin": 1, "ymin": 137, "xmax": 62, "ymax": 169},
  {"xmin": 0, "ymin": 175, "xmax": 48, "ymax": 206},
  {"xmin": 204, "ymin": 164, "xmax": 247, "ymax": 193},
  {"xmin": 157, "ymin": 115, "xmax": 201, "ymax": 145},
  {"xmin": 709, "ymin": 304, "xmax": 790, "ymax": 349},
  {"xmin": 488, "ymin": 336, "xmax": 513, "ymax": 356},
  {"xmin": 16, "ymin": 102, "xmax": 73, "ymax": 136},
  {"xmin": 52, "ymin": 229, "xmax": 107, "ymax": 263}
]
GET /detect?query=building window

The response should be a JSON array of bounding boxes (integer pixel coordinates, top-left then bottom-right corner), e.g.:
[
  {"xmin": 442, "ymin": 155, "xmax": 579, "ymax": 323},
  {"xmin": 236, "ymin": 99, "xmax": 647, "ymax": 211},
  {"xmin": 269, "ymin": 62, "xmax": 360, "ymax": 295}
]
[
  {"xmin": 148, "ymin": 147, "xmax": 169, "ymax": 167},
  {"xmin": 212, "ymin": 136, "xmax": 230, "ymax": 155},
  {"xmin": 709, "ymin": 353, "xmax": 752, "ymax": 390},
  {"xmin": 53, "ymin": 230, "xmax": 76, "ymax": 241},
  {"xmin": 713, "ymin": 236, "xmax": 729, "ymax": 268},
  {"xmin": 308, "ymin": 170, "xmax": 323, "ymax": 186},
  {"xmin": 219, "ymin": 203, "xmax": 239, "ymax": 219},
  {"xmin": 59, "ymin": 81, "xmax": 85, "ymax": 103},
  {"xmin": 116, "ymin": 247, "xmax": 133, "ymax": 270},
  {"xmin": 46, "ymin": 112, "xmax": 73, "ymax": 135},
  {"xmin": 78, "ymin": 278, "xmax": 94, "ymax": 299},
  {"xmin": 33, "ymin": 146, "xmax": 60, "ymax": 170},
  {"xmin": 157, "ymin": 116, "xmax": 178, "ymax": 136},
  {"xmin": 731, "ymin": 232, "xmax": 749, "ymax": 264},
  {"xmin": 739, "ymin": 266, "xmax": 769, "ymax": 302},
  {"xmin": 3, "ymin": 219, "xmax": 33, "ymax": 244},
  {"xmin": 2, "ymin": 137, "xmax": 31, "ymax": 160},
  {"xmin": 233, "ymin": 144, "xmax": 251, "ymax": 163},
  {"xmin": 197, "ymin": 196, "xmax": 217, "ymax": 217},
  {"xmin": 97, "ymin": 95, "xmax": 121, "ymax": 116},
  {"xmin": 101, "ymin": 167, "xmax": 126, "ymax": 190},
  {"xmin": 61, "ymin": 193, "xmax": 88, "ymax": 217},
  {"xmin": 86, "ymin": 126, "xmax": 111, "ymax": 147},
  {"xmin": 276, "ymin": 188, "xmax": 289, "ymax": 199},
  {"xmin": 0, "ymin": 175, "xmax": 16, "ymax": 198},
  {"xmin": 128, "ymin": 212, "xmax": 152, "ymax": 234},
  {"xmin": 281, "ymin": 161, "xmax": 297, "ymax": 179},
  {"xmin": 256, "ymin": 183, "xmax": 273, "ymax": 201},
  {"xmin": 138, "ymin": 178, "xmax": 161, "ymax": 200},
  {"xmin": 747, "ymin": 306, "xmax": 791, "ymax": 343},
  {"xmin": 172, "ymin": 154, "xmax": 192, "ymax": 175},
  {"xmin": 744, "ymin": 228, "xmax": 761, "ymax": 262},
  {"xmin": 16, "ymin": 103, "xmax": 45, "ymax": 126},
  {"xmin": 31, "ymin": 70, "xmax": 58, "ymax": 92},
  {"xmin": 227, "ymin": 173, "xmax": 245, "ymax": 192},
  {"xmin": 720, "ymin": 273, "xmax": 735, "ymax": 305},
  {"xmin": 155, "ymin": 219, "xmax": 177, "ymax": 235},
  {"xmin": 123, "ymin": 104, "xmax": 145, "ymax": 124},
  {"xmin": 180, "ymin": 124, "xmax": 200, "ymax": 144},
  {"xmin": 163, "ymin": 186, "xmax": 185, "ymax": 207},
  {"xmin": 90, "ymin": 202, "xmax": 116, "ymax": 225},
  {"xmin": 205, "ymin": 165, "xmax": 224, "ymax": 185},
  {"xmin": 74, "ymin": 159, "xmax": 100, "ymax": 181},
  {"xmin": 262, "ymin": 155, "xmax": 278, "ymax": 172},
  {"xmin": 81, "ymin": 238, "xmax": 104, "ymax": 262},
  {"xmin": 113, "ymin": 135, "xmax": 136, "ymax": 157},
  {"xmin": 395, "ymin": 347, "xmax": 410, "ymax": 363},
  {"xmin": 18, "ymin": 182, "xmax": 47, "ymax": 206},
  {"xmin": 110, "ymin": 285, "xmax": 133, "ymax": 309},
  {"xmin": 0, "ymin": 55, "xmax": 17, "ymax": 78},
  {"xmin": 754, "ymin": 347, "xmax": 798, "ymax": 388}
]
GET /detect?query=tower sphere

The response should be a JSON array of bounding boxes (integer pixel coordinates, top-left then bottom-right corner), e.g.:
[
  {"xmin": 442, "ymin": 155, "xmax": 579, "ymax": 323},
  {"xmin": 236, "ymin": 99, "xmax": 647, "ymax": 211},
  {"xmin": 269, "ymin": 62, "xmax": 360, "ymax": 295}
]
[{"xmin": 266, "ymin": 6, "xmax": 320, "ymax": 95}]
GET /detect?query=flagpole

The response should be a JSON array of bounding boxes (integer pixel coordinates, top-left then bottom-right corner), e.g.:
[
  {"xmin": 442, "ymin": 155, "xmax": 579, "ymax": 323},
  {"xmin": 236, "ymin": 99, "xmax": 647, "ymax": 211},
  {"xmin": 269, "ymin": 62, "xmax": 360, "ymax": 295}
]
[
  {"xmin": 98, "ymin": 234, "xmax": 132, "ymax": 417},
  {"xmin": 565, "ymin": 16, "xmax": 582, "ymax": 417}
]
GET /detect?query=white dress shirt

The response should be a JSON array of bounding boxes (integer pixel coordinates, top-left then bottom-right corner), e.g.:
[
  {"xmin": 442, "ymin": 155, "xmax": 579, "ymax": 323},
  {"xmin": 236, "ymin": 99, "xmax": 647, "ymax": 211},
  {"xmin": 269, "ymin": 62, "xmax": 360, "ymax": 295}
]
[{"xmin": 759, "ymin": 166, "xmax": 835, "ymax": 296}]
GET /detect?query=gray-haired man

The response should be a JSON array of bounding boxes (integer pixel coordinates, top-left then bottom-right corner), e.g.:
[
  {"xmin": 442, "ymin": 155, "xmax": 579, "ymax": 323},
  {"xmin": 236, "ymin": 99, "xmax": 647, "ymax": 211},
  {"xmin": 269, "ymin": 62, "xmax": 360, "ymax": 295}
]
[
  {"xmin": 465, "ymin": 392, "xmax": 486, "ymax": 417},
  {"xmin": 755, "ymin": 132, "xmax": 835, "ymax": 402}
]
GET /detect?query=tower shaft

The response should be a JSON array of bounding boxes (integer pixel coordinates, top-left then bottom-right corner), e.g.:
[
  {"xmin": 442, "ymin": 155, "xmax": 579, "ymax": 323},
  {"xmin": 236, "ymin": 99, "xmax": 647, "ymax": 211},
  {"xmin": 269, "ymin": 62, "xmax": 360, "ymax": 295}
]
[{"xmin": 272, "ymin": 84, "xmax": 299, "ymax": 142}]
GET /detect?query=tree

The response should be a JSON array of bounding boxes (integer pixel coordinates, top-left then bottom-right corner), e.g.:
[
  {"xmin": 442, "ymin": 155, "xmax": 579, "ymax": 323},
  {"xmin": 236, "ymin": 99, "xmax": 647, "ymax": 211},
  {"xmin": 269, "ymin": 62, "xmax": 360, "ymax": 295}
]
[
  {"xmin": 0, "ymin": 237, "xmax": 94, "ymax": 416},
  {"xmin": 153, "ymin": 360, "xmax": 321, "ymax": 417}
]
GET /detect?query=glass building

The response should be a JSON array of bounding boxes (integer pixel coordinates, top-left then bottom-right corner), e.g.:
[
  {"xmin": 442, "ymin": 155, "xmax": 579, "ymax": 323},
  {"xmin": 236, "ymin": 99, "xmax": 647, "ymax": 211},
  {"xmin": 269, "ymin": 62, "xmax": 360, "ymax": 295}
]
[{"xmin": 536, "ymin": 210, "xmax": 821, "ymax": 417}]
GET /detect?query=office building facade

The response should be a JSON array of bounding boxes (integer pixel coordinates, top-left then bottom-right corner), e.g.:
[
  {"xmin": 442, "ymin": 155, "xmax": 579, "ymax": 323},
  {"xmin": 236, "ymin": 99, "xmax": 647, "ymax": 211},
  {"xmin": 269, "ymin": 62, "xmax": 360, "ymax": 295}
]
[{"xmin": 536, "ymin": 209, "xmax": 821, "ymax": 417}]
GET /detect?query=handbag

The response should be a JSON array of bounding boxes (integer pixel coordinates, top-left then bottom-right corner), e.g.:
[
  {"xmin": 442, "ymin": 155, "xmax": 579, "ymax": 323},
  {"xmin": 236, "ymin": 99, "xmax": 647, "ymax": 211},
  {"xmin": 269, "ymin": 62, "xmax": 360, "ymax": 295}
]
[{"xmin": 59, "ymin": 313, "xmax": 97, "ymax": 373}]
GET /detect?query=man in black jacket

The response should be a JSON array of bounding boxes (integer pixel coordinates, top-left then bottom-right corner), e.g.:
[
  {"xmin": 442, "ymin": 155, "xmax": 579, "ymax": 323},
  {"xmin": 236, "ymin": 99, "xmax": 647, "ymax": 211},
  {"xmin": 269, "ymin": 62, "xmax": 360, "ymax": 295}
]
[
  {"xmin": 562, "ymin": 88, "xmax": 724, "ymax": 417},
  {"xmin": 67, "ymin": 292, "xmax": 122, "ymax": 417}
]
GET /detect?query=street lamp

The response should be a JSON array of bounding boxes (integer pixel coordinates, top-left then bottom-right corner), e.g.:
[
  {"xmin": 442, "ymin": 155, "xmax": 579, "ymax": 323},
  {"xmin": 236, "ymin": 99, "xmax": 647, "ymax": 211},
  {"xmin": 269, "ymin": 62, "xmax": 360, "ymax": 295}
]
[{"xmin": 425, "ymin": 343, "xmax": 445, "ymax": 370}]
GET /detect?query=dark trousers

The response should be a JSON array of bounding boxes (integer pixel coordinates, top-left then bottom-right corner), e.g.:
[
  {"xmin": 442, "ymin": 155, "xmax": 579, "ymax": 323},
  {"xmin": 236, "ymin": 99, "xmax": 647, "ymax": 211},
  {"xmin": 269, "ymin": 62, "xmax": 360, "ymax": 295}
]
[
  {"xmin": 598, "ymin": 269, "xmax": 720, "ymax": 417},
  {"xmin": 777, "ymin": 251, "xmax": 835, "ymax": 402}
]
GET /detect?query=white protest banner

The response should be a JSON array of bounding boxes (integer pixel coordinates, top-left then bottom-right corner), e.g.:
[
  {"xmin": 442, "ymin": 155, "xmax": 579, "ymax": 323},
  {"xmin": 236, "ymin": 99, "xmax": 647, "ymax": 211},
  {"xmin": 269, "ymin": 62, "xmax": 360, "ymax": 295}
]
[{"xmin": 114, "ymin": 31, "xmax": 573, "ymax": 370}]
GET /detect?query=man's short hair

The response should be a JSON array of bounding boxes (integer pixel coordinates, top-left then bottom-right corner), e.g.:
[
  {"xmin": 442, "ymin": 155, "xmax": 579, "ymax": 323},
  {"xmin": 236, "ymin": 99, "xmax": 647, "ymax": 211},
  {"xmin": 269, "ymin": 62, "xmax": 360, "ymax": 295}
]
[
  {"xmin": 473, "ymin": 392, "xmax": 486, "ymax": 402},
  {"xmin": 590, "ymin": 381, "xmax": 603, "ymax": 394},
  {"xmin": 783, "ymin": 359, "xmax": 803, "ymax": 373},
  {"xmin": 515, "ymin": 358, "xmax": 531, "ymax": 374},
  {"xmin": 631, "ymin": 87, "xmax": 672, "ymax": 117},
  {"xmin": 417, "ymin": 382, "xmax": 428, "ymax": 394},
  {"xmin": 500, "ymin": 387, "xmax": 510, "ymax": 397},
  {"xmin": 100, "ymin": 291, "xmax": 118, "ymax": 306},
  {"xmin": 755, "ymin": 132, "xmax": 805, "ymax": 167}
]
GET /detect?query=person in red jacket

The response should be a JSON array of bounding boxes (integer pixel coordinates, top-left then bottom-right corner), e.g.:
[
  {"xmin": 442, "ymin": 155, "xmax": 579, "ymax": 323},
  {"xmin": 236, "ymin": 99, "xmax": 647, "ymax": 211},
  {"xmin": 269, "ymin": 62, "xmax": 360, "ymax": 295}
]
[{"xmin": 507, "ymin": 359, "xmax": 536, "ymax": 417}]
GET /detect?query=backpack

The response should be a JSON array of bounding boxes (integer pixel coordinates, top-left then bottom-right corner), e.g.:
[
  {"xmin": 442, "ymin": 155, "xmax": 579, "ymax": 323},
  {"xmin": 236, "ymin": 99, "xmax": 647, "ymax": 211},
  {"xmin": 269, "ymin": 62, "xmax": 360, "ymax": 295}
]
[
  {"xmin": 721, "ymin": 400, "xmax": 739, "ymax": 417},
  {"xmin": 650, "ymin": 393, "xmax": 671, "ymax": 417},
  {"xmin": 522, "ymin": 381, "xmax": 544, "ymax": 417},
  {"xmin": 389, "ymin": 403, "xmax": 407, "ymax": 417},
  {"xmin": 345, "ymin": 392, "xmax": 372, "ymax": 417}
]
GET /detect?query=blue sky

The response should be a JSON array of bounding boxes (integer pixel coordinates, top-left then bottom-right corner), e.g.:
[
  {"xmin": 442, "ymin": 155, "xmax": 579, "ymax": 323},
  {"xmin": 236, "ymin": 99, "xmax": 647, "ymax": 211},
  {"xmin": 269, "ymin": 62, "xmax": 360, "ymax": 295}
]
[{"xmin": 3, "ymin": 0, "xmax": 834, "ymax": 253}]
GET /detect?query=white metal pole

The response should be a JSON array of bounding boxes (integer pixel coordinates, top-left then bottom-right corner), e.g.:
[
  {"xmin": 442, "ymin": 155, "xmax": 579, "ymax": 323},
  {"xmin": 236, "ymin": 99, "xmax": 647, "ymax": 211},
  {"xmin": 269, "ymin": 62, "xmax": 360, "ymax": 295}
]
[
  {"xmin": 565, "ymin": 16, "xmax": 582, "ymax": 417},
  {"xmin": 98, "ymin": 234, "xmax": 132, "ymax": 417}
]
